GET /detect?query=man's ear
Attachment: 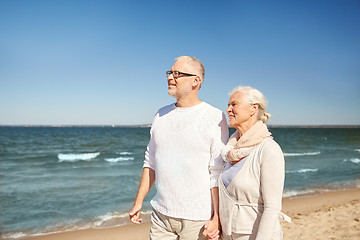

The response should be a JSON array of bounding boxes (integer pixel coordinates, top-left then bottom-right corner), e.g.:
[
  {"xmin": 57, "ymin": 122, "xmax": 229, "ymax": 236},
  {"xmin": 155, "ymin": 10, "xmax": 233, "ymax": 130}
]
[{"xmin": 192, "ymin": 76, "xmax": 201, "ymax": 88}]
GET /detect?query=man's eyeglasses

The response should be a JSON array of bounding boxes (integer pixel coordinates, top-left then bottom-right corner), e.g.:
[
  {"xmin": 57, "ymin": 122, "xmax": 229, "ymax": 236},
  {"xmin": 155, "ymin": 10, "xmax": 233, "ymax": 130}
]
[{"xmin": 166, "ymin": 70, "xmax": 197, "ymax": 78}]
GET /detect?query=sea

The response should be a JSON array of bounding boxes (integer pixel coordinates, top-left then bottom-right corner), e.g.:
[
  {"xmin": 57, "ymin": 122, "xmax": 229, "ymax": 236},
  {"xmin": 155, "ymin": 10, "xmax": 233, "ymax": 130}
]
[{"xmin": 1, "ymin": 126, "xmax": 359, "ymax": 239}]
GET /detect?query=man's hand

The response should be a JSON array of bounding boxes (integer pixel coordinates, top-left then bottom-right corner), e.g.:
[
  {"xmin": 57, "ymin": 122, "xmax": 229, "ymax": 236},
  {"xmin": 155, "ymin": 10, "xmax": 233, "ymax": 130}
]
[
  {"xmin": 129, "ymin": 167, "xmax": 155, "ymax": 224},
  {"xmin": 203, "ymin": 217, "xmax": 220, "ymax": 240},
  {"xmin": 129, "ymin": 203, "xmax": 143, "ymax": 224}
]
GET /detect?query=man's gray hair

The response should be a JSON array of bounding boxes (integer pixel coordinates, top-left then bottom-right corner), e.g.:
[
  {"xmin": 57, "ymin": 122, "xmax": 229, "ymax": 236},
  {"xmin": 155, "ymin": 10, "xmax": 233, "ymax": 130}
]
[
  {"xmin": 175, "ymin": 56, "xmax": 205, "ymax": 88},
  {"xmin": 230, "ymin": 86, "xmax": 271, "ymax": 123}
]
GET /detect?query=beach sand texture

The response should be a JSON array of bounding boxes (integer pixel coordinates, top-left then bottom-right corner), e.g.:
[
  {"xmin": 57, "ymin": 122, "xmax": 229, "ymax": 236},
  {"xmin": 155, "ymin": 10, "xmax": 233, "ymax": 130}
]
[
  {"xmin": 282, "ymin": 188, "xmax": 360, "ymax": 240},
  {"xmin": 23, "ymin": 188, "xmax": 360, "ymax": 240}
]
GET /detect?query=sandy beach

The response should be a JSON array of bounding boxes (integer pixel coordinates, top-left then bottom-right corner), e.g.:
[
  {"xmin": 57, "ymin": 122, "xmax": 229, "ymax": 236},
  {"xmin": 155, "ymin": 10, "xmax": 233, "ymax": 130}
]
[
  {"xmin": 281, "ymin": 188, "xmax": 360, "ymax": 240},
  {"xmin": 21, "ymin": 188, "xmax": 360, "ymax": 240}
]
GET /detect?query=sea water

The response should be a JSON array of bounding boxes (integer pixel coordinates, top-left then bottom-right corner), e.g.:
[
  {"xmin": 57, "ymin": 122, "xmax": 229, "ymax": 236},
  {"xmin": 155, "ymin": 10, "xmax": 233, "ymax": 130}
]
[{"xmin": 0, "ymin": 126, "xmax": 359, "ymax": 239}]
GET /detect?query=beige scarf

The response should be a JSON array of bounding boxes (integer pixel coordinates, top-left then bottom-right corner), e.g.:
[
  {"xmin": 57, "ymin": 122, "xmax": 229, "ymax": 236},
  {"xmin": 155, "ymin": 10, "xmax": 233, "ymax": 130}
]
[{"xmin": 222, "ymin": 121, "xmax": 272, "ymax": 162}]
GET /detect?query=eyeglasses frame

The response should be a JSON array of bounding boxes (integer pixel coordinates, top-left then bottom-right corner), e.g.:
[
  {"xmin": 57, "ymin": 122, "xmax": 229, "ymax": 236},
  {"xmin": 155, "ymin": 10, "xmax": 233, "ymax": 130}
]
[{"xmin": 166, "ymin": 70, "xmax": 197, "ymax": 78}]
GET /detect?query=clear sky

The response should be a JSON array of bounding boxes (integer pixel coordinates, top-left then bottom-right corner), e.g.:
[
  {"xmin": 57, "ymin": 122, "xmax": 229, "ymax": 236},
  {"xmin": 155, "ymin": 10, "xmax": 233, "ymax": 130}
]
[{"xmin": 1, "ymin": 0, "xmax": 359, "ymax": 126}]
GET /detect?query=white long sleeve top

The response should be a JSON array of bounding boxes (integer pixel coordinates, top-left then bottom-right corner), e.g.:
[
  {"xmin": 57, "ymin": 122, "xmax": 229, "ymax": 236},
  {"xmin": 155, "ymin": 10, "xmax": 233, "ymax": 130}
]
[
  {"xmin": 219, "ymin": 137, "xmax": 290, "ymax": 239},
  {"xmin": 143, "ymin": 102, "xmax": 229, "ymax": 221}
]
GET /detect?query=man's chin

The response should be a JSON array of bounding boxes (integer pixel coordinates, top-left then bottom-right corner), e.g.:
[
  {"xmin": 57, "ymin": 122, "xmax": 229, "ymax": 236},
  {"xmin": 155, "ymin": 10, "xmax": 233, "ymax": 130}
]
[{"xmin": 167, "ymin": 89, "xmax": 176, "ymax": 97}]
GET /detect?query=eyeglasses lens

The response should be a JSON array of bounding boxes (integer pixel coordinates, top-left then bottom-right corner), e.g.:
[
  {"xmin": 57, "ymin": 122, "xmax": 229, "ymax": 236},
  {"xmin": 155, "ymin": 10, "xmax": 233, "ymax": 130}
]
[{"xmin": 166, "ymin": 71, "xmax": 180, "ymax": 78}]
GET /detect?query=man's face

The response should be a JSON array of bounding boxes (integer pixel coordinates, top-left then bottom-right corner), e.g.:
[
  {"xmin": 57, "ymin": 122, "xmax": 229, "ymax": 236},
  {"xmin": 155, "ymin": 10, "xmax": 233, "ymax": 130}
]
[{"xmin": 167, "ymin": 60, "xmax": 197, "ymax": 98}]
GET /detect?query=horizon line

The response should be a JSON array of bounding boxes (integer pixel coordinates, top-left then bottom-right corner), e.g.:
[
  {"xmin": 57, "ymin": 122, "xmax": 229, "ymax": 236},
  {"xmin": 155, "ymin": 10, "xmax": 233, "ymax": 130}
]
[{"xmin": 1, "ymin": 124, "xmax": 359, "ymax": 128}]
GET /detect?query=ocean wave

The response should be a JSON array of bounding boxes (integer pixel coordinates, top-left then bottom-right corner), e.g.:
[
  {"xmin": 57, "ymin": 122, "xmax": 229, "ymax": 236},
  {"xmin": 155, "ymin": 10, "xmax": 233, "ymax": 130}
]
[
  {"xmin": 58, "ymin": 152, "xmax": 100, "ymax": 162},
  {"xmin": 2, "ymin": 220, "xmax": 92, "ymax": 240},
  {"xmin": 2, "ymin": 232, "xmax": 28, "ymax": 239},
  {"xmin": 282, "ymin": 189, "xmax": 317, "ymax": 198},
  {"xmin": 104, "ymin": 157, "xmax": 134, "ymax": 163},
  {"xmin": 93, "ymin": 212, "xmax": 130, "ymax": 228},
  {"xmin": 2, "ymin": 210, "xmax": 152, "ymax": 240},
  {"xmin": 283, "ymin": 151, "xmax": 321, "ymax": 157},
  {"xmin": 94, "ymin": 210, "xmax": 152, "ymax": 228},
  {"xmin": 355, "ymin": 149, "xmax": 360, "ymax": 153},
  {"xmin": 286, "ymin": 168, "xmax": 319, "ymax": 173},
  {"xmin": 344, "ymin": 158, "xmax": 360, "ymax": 164},
  {"xmin": 116, "ymin": 151, "xmax": 133, "ymax": 155}
]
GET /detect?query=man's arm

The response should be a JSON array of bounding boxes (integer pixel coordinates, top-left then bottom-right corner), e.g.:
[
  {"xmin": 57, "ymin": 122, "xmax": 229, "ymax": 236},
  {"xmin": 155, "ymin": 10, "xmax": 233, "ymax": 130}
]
[
  {"xmin": 203, "ymin": 187, "xmax": 220, "ymax": 239},
  {"xmin": 204, "ymin": 112, "xmax": 229, "ymax": 239},
  {"xmin": 129, "ymin": 167, "xmax": 155, "ymax": 224}
]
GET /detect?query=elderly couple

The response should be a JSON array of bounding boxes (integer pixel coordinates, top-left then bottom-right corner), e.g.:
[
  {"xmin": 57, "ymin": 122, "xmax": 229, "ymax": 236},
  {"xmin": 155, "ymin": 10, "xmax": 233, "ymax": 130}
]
[{"xmin": 129, "ymin": 56, "xmax": 290, "ymax": 240}]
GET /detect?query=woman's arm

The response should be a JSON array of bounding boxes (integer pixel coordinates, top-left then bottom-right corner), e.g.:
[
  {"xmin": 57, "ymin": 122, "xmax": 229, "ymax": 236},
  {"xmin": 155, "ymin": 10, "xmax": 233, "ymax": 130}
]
[{"xmin": 256, "ymin": 140, "xmax": 285, "ymax": 239}]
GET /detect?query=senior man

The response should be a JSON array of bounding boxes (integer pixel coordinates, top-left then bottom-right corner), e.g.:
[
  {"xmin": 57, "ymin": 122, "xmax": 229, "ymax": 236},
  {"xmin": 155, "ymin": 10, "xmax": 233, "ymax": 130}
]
[{"xmin": 129, "ymin": 56, "xmax": 228, "ymax": 240}]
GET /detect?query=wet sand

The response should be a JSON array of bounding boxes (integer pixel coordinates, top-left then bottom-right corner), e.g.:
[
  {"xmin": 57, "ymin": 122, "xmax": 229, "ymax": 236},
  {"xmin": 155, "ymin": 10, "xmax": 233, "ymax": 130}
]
[{"xmin": 24, "ymin": 188, "xmax": 360, "ymax": 240}]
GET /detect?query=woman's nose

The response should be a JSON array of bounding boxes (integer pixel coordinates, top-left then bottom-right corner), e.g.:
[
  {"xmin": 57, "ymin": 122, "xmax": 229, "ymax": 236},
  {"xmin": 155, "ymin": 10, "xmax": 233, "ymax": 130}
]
[{"xmin": 226, "ymin": 106, "xmax": 231, "ymax": 113}]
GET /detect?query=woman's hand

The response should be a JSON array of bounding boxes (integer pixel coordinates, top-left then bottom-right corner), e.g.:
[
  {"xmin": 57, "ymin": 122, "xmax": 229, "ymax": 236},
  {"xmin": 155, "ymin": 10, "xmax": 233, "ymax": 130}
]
[
  {"xmin": 206, "ymin": 228, "xmax": 220, "ymax": 240},
  {"xmin": 203, "ymin": 217, "xmax": 221, "ymax": 240}
]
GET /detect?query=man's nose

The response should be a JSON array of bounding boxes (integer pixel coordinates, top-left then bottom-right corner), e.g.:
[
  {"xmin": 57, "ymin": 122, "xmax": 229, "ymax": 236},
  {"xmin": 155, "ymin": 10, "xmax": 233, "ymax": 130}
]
[
  {"xmin": 167, "ymin": 74, "xmax": 174, "ymax": 81},
  {"xmin": 168, "ymin": 76, "xmax": 177, "ymax": 84}
]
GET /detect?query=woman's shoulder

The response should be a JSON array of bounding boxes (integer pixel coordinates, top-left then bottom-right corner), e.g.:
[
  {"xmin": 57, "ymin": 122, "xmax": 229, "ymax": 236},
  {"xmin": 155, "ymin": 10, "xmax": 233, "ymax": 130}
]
[
  {"xmin": 258, "ymin": 137, "xmax": 283, "ymax": 154},
  {"xmin": 260, "ymin": 137, "xmax": 280, "ymax": 147}
]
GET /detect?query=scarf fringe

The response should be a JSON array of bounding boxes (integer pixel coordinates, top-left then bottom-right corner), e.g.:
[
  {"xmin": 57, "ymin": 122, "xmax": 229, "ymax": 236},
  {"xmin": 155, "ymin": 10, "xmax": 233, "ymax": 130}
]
[{"xmin": 222, "ymin": 121, "xmax": 272, "ymax": 162}]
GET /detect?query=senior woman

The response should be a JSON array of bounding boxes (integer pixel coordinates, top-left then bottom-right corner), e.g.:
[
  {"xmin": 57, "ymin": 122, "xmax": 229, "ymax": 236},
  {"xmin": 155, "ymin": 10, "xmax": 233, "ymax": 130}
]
[{"xmin": 216, "ymin": 86, "xmax": 290, "ymax": 240}]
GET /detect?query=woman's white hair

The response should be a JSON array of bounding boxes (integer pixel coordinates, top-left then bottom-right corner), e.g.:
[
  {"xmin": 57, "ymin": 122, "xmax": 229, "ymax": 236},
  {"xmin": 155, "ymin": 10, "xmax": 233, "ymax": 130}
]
[{"xmin": 230, "ymin": 86, "xmax": 271, "ymax": 123}]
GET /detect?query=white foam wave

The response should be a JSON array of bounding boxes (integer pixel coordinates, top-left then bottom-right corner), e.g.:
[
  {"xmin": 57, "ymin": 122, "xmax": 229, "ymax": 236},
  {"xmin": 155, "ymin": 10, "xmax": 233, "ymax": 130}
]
[
  {"xmin": 355, "ymin": 149, "xmax": 360, "ymax": 153},
  {"xmin": 117, "ymin": 151, "xmax": 133, "ymax": 155},
  {"xmin": 93, "ymin": 212, "xmax": 128, "ymax": 227},
  {"xmin": 286, "ymin": 168, "xmax": 319, "ymax": 173},
  {"xmin": 282, "ymin": 189, "xmax": 317, "ymax": 198},
  {"xmin": 104, "ymin": 157, "xmax": 134, "ymax": 163},
  {"xmin": 283, "ymin": 151, "xmax": 321, "ymax": 157},
  {"xmin": 2, "ymin": 221, "xmax": 91, "ymax": 239},
  {"xmin": 58, "ymin": 152, "xmax": 100, "ymax": 162},
  {"xmin": 3, "ymin": 232, "xmax": 27, "ymax": 239},
  {"xmin": 344, "ymin": 158, "xmax": 360, "ymax": 164},
  {"xmin": 3, "ymin": 210, "xmax": 153, "ymax": 239},
  {"xmin": 94, "ymin": 210, "xmax": 152, "ymax": 228},
  {"xmin": 95, "ymin": 212, "xmax": 132, "ymax": 225}
]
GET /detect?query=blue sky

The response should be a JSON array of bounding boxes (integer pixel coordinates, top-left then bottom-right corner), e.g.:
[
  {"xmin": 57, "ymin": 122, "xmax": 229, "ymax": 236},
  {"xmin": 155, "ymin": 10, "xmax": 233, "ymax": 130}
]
[{"xmin": 1, "ymin": 0, "xmax": 359, "ymax": 125}]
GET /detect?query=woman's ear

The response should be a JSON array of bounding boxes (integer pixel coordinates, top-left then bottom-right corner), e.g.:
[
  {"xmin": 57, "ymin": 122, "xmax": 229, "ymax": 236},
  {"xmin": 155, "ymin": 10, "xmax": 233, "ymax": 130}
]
[{"xmin": 250, "ymin": 104, "xmax": 259, "ymax": 117}]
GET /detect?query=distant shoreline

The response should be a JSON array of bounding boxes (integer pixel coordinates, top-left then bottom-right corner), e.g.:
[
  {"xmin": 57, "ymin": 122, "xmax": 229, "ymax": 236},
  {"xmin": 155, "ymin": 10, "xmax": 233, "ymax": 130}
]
[
  {"xmin": 0, "ymin": 125, "xmax": 153, "ymax": 128},
  {"xmin": 268, "ymin": 125, "xmax": 360, "ymax": 128},
  {"xmin": 0, "ymin": 124, "xmax": 359, "ymax": 128}
]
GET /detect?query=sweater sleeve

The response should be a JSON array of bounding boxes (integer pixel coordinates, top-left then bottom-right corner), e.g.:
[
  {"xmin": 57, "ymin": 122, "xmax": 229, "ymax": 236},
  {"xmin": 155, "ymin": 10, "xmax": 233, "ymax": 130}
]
[
  {"xmin": 143, "ymin": 125, "xmax": 156, "ymax": 170},
  {"xmin": 209, "ymin": 112, "xmax": 229, "ymax": 188},
  {"xmin": 256, "ymin": 140, "xmax": 285, "ymax": 240}
]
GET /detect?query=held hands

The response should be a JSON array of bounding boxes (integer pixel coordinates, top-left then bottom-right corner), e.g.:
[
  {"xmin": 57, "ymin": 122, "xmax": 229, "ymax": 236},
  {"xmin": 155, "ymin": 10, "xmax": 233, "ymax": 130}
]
[
  {"xmin": 203, "ymin": 217, "xmax": 221, "ymax": 240},
  {"xmin": 129, "ymin": 203, "xmax": 143, "ymax": 224}
]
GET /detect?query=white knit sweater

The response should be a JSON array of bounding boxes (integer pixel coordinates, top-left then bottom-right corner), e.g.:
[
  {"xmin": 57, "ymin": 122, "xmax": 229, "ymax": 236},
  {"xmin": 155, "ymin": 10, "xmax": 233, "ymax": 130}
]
[{"xmin": 143, "ymin": 102, "xmax": 229, "ymax": 221}]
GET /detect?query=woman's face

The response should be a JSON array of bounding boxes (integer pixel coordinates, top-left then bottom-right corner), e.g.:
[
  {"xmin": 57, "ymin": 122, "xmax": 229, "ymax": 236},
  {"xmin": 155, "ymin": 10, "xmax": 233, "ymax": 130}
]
[{"xmin": 226, "ymin": 92, "xmax": 257, "ymax": 128}]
